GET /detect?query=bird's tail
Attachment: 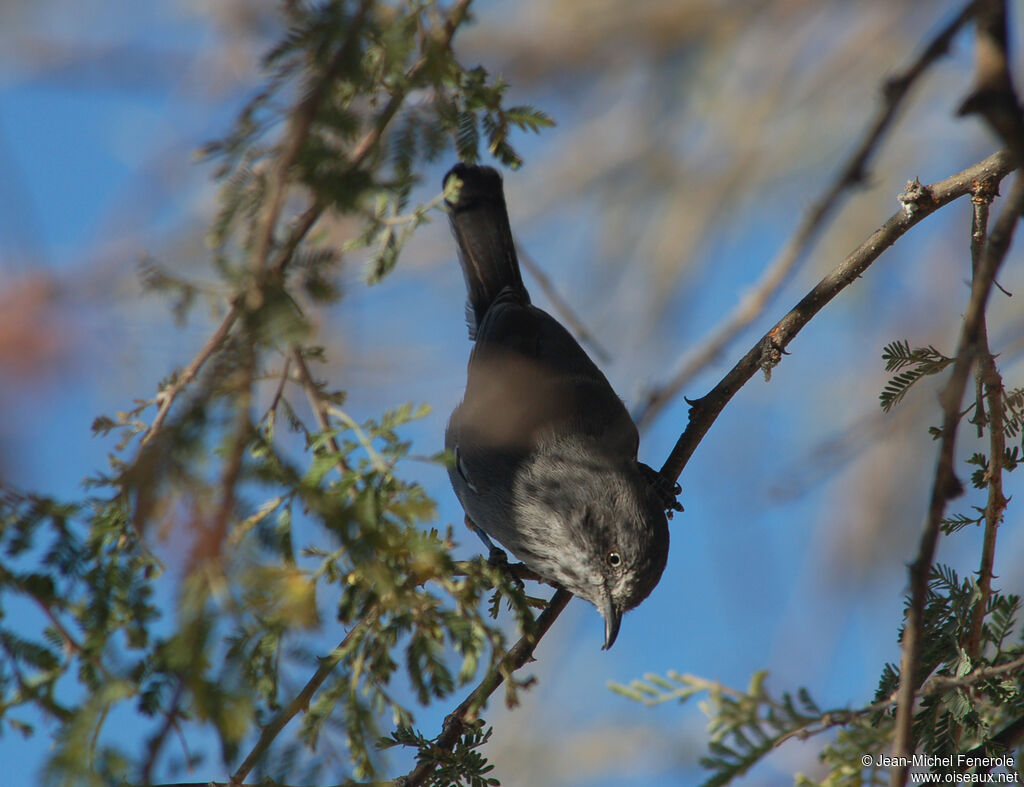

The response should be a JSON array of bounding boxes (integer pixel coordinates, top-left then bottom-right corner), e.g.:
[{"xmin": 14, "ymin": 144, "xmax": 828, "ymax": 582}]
[{"xmin": 444, "ymin": 163, "xmax": 530, "ymax": 335}]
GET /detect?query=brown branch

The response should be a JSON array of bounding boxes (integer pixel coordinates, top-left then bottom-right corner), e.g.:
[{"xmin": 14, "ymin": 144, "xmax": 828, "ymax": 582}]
[
  {"xmin": 890, "ymin": 3, "xmax": 1024, "ymax": 780},
  {"xmin": 140, "ymin": 2, "xmax": 371, "ymax": 449},
  {"xmin": 270, "ymin": 200, "xmax": 326, "ymax": 277},
  {"xmin": 291, "ymin": 348, "xmax": 352, "ymax": 476},
  {"xmin": 144, "ymin": 0, "xmax": 473, "ymax": 447},
  {"xmin": 229, "ymin": 612, "xmax": 378, "ymax": 786},
  {"xmin": 659, "ymin": 149, "xmax": 1015, "ymax": 484},
  {"xmin": 252, "ymin": 0, "xmax": 374, "ymax": 273},
  {"xmin": 923, "ymin": 651, "xmax": 1024, "ymax": 695},
  {"xmin": 4, "ymin": 567, "xmax": 116, "ymax": 683},
  {"xmin": 964, "ymin": 181, "xmax": 1008, "ymax": 662},
  {"xmin": 140, "ymin": 678, "xmax": 185, "ymax": 786},
  {"xmin": 957, "ymin": 0, "xmax": 1024, "ymax": 167},
  {"xmin": 398, "ymin": 587, "xmax": 573, "ymax": 787},
  {"xmin": 774, "ymin": 651, "xmax": 1024, "ymax": 747},
  {"xmin": 258, "ymin": 356, "xmax": 293, "ymax": 427},
  {"xmin": 889, "ymin": 171, "xmax": 1024, "ymax": 787},
  {"xmin": 965, "ymin": 714, "xmax": 1024, "ymax": 763},
  {"xmin": 196, "ymin": 343, "xmax": 255, "ymax": 568},
  {"xmin": 265, "ymin": 0, "xmax": 475, "ymax": 278},
  {"xmin": 634, "ymin": 0, "xmax": 980, "ymax": 430},
  {"xmin": 141, "ymin": 301, "xmax": 240, "ymax": 447}
]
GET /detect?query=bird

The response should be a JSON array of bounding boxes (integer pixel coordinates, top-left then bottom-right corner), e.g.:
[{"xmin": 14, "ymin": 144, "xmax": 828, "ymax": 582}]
[{"xmin": 443, "ymin": 162, "xmax": 675, "ymax": 649}]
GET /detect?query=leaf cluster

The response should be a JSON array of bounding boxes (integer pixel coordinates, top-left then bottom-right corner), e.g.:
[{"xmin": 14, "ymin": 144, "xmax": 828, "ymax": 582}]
[
  {"xmin": 380, "ymin": 721, "xmax": 499, "ymax": 787},
  {"xmin": 614, "ymin": 328, "xmax": 1024, "ymax": 784},
  {"xmin": 1, "ymin": 1, "xmax": 560, "ymax": 784},
  {"xmin": 879, "ymin": 340, "xmax": 953, "ymax": 413}
]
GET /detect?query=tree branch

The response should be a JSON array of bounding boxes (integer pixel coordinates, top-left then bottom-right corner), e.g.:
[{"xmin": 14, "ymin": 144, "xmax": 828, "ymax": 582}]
[
  {"xmin": 142, "ymin": 0, "xmax": 473, "ymax": 450},
  {"xmin": 965, "ymin": 713, "xmax": 1024, "ymax": 763},
  {"xmin": 957, "ymin": 0, "xmax": 1024, "ymax": 166},
  {"xmin": 140, "ymin": 678, "xmax": 185, "ymax": 785},
  {"xmin": 964, "ymin": 180, "xmax": 1008, "ymax": 662},
  {"xmin": 660, "ymin": 149, "xmax": 1015, "ymax": 484},
  {"xmin": 229, "ymin": 612, "xmax": 379, "ymax": 786},
  {"xmin": 774, "ymin": 652, "xmax": 1024, "ymax": 748},
  {"xmin": 398, "ymin": 588, "xmax": 573, "ymax": 787},
  {"xmin": 291, "ymin": 347, "xmax": 352, "ymax": 475},
  {"xmin": 890, "ymin": 2, "xmax": 1024, "ymax": 779},
  {"xmin": 252, "ymin": 0, "xmax": 374, "ymax": 274},
  {"xmin": 141, "ymin": 300, "xmax": 240, "ymax": 447},
  {"xmin": 889, "ymin": 171, "xmax": 1024, "ymax": 787},
  {"xmin": 267, "ymin": 0, "xmax": 475, "ymax": 278},
  {"xmin": 634, "ymin": 0, "xmax": 980, "ymax": 430}
]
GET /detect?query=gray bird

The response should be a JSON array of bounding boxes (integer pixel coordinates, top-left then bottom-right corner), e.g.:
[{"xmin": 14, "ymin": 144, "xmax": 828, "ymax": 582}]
[{"xmin": 443, "ymin": 163, "xmax": 673, "ymax": 649}]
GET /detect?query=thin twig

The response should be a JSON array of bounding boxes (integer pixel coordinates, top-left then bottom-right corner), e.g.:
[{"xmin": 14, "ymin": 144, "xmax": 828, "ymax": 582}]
[
  {"xmin": 399, "ymin": 588, "xmax": 573, "ymax": 787},
  {"xmin": 965, "ymin": 714, "xmax": 1024, "ymax": 763},
  {"xmin": 634, "ymin": 0, "xmax": 980, "ymax": 430},
  {"xmin": 889, "ymin": 172, "xmax": 1024, "ymax": 787},
  {"xmin": 775, "ymin": 651, "xmax": 1024, "ymax": 748},
  {"xmin": 8, "ymin": 571, "xmax": 116, "ymax": 682},
  {"xmin": 142, "ymin": 0, "xmax": 362, "ymax": 446},
  {"xmin": 140, "ymin": 678, "xmax": 185, "ymax": 785},
  {"xmin": 964, "ymin": 180, "xmax": 1007, "ymax": 662},
  {"xmin": 229, "ymin": 612, "xmax": 378, "ymax": 785},
  {"xmin": 258, "ymin": 355, "xmax": 293, "ymax": 427},
  {"xmin": 923, "ymin": 651, "xmax": 1024, "ymax": 694},
  {"xmin": 659, "ymin": 149, "xmax": 1015, "ymax": 484},
  {"xmin": 291, "ymin": 347, "xmax": 352, "ymax": 475},
  {"xmin": 187, "ymin": 342, "xmax": 255, "ymax": 570},
  {"xmin": 516, "ymin": 244, "xmax": 612, "ymax": 363},
  {"xmin": 957, "ymin": 0, "xmax": 1024, "ymax": 166},
  {"xmin": 266, "ymin": 0, "xmax": 476, "ymax": 278},
  {"xmin": 891, "ymin": 2, "xmax": 1024, "ymax": 779},
  {"xmin": 252, "ymin": 0, "xmax": 375, "ymax": 273},
  {"xmin": 144, "ymin": 0, "xmax": 473, "ymax": 447},
  {"xmin": 141, "ymin": 301, "xmax": 240, "ymax": 447}
]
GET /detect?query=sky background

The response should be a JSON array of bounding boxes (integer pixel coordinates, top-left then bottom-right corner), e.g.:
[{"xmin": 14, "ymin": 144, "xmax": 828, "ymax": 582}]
[{"xmin": 2, "ymin": 1, "xmax": 1024, "ymax": 785}]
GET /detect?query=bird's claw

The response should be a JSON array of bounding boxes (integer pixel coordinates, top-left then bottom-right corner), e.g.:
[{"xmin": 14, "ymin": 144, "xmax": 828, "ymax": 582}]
[
  {"xmin": 639, "ymin": 462, "xmax": 684, "ymax": 518},
  {"xmin": 465, "ymin": 515, "xmax": 525, "ymax": 589},
  {"xmin": 488, "ymin": 547, "xmax": 527, "ymax": 590}
]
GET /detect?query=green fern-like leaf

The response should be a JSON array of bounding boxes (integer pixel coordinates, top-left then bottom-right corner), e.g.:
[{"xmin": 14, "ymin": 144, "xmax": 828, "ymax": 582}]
[
  {"xmin": 879, "ymin": 341, "xmax": 953, "ymax": 411},
  {"xmin": 940, "ymin": 509, "xmax": 984, "ymax": 534},
  {"xmin": 502, "ymin": 105, "xmax": 556, "ymax": 133},
  {"xmin": 1003, "ymin": 388, "xmax": 1024, "ymax": 441},
  {"xmin": 455, "ymin": 111, "xmax": 480, "ymax": 163}
]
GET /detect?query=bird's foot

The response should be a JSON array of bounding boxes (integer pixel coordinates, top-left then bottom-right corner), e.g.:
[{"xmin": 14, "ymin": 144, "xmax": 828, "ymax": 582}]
[
  {"xmin": 465, "ymin": 515, "xmax": 525, "ymax": 589},
  {"xmin": 639, "ymin": 463, "xmax": 684, "ymax": 518}
]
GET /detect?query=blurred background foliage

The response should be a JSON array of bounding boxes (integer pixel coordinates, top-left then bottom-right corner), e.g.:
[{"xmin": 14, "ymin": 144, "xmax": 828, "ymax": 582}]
[{"xmin": 0, "ymin": 0, "xmax": 1023, "ymax": 785}]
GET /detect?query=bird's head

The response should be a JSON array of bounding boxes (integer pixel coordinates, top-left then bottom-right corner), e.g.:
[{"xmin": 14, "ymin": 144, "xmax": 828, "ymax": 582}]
[{"xmin": 512, "ymin": 447, "xmax": 670, "ymax": 649}]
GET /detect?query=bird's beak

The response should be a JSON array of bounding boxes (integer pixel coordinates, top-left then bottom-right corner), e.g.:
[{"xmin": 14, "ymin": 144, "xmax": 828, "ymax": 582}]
[{"xmin": 600, "ymin": 596, "xmax": 621, "ymax": 650}]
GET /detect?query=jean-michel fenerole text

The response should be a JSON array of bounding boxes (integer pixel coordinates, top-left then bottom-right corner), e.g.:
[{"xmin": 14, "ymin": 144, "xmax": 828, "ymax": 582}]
[{"xmin": 871, "ymin": 753, "xmax": 1017, "ymax": 774}]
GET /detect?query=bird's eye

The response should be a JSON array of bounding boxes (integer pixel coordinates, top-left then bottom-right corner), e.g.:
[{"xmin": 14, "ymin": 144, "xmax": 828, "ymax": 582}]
[{"xmin": 607, "ymin": 551, "xmax": 622, "ymax": 568}]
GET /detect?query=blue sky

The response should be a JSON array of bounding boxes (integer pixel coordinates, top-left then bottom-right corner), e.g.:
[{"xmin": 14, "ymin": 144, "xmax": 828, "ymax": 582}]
[{"xmin": 2, "ymin": 2, "xmax": 1024, "ymax": 785}]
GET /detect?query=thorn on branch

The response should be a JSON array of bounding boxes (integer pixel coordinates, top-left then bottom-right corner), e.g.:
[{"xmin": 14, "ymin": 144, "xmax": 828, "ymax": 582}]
[
  {"xmin": 898, "ymin": 178, "xmax": 933, "ymax": 218},
  {"xmin": 759, "ymin": 333, "xmax": 785, "ymax": 381}
]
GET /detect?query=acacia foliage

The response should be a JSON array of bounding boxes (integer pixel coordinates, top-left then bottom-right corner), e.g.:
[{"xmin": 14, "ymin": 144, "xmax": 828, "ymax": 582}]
[{"xmin": 1, "ymin": 2, "xmax": 553, "ymax": 784}]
